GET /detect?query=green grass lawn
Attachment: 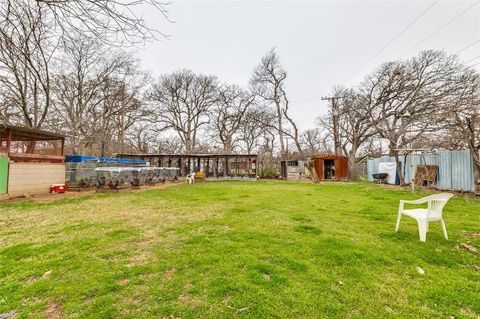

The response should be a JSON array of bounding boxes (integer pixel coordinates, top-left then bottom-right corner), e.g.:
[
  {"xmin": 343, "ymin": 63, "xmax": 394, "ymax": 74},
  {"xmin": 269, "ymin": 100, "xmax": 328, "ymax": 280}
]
[{"xmin": 0, "ymin": 181, "xmax": 479, "ymax": 319}]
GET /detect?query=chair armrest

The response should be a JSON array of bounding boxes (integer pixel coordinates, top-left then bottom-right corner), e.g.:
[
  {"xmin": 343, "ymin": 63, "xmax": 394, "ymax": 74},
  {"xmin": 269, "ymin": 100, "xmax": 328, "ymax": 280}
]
[{"xmin": 400, "ymin": 198, "xmax": 429, "ymax": 205}]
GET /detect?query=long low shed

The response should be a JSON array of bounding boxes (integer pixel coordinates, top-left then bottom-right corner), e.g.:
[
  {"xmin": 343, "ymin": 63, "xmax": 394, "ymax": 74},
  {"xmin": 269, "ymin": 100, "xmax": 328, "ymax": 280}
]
[
  {"xmin": 367, "ymin": 149, "xmax": 477, "ymax": 192},
  {"xmin": 0, "ymin": 124, "xmax": 65, "ymax": 198},
  {"xmin": 116, "ymin": 153, "xmax": 258, "ymax": 179}
]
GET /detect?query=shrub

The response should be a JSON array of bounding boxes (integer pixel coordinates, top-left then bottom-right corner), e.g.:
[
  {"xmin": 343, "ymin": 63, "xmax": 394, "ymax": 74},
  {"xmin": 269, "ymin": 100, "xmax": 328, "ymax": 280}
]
[{"xmin": 258, "ymin": 165, "xmax": 279, "ymax": 178}]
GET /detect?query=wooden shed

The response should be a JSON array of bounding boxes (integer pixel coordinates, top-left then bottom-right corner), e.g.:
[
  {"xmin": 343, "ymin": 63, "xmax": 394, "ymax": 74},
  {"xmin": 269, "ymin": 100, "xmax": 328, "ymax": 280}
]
[
  {"xmin": 0, "ymin": 124, "xmax": 65, "ymax": 198},
  {"xmin": 313, "ymin": 155, "xmax": 349, "ymax": 181}
]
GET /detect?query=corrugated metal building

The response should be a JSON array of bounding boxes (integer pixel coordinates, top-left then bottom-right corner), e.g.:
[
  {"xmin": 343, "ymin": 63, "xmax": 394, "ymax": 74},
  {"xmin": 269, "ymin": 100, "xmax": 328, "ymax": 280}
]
[{"xmin": 367, "ymin": 149, "xmax": 476, "ymax": 192}]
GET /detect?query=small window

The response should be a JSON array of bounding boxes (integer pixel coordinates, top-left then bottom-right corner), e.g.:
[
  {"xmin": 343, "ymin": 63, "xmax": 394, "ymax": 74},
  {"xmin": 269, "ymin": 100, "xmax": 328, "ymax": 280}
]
[{"xmin": 287, "ymin": 160, "xmax": 298, "ymax": 167}]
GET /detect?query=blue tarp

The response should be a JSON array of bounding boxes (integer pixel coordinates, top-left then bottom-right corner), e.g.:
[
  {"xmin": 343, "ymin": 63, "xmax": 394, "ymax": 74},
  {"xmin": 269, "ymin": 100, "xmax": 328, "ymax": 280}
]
[{"xmin": 65, "ymin": 155, "xmax": 147, "ymax": 165}]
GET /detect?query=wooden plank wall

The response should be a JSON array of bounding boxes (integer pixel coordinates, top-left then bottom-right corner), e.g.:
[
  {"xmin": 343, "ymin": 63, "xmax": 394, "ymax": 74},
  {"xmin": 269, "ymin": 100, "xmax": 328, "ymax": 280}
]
[{"xmin": 8, "ymin": 163, "xmax": 65, "ymax": 197}]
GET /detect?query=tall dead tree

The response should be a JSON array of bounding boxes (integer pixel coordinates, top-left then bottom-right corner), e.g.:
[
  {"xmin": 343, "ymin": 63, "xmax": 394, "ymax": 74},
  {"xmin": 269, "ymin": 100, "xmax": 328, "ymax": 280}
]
[{"xmin": 250, "ymin": 48, "xmax": 303, "ymax": 158}]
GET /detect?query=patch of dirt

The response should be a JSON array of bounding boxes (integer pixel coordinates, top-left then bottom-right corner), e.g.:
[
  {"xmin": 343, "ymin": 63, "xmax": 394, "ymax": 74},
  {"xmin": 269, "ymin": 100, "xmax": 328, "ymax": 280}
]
[
  {"xmin": 118, "ymin": 278, "xmax": 130, "ymax": 286},
  {"xmin": 23, "ymin": 275, "xmax": 38, "ymax": 283},
  {"xmin": 1, "ymin": 182, "xmax": 180, "ymax": 203},
  {"xmin": 126, "ymin": 251, "xmax": 153, "ymax": 267},
  {"xmin": 123, "ymin": 297, "xmax": 143, "ymax": 305},
  {"xmin": 459, "ymin": 307, "xmax": 479, "ymax": 317},
  {"xmin": 44, "ymin": 301, "xmax": 63, "ymax": 319},
  {"xmin": 162, "ymin": 268, "xmax": 176, "ymax": 282},
  {"xmin": 177, "ymin": 292, "xmax": 191, "ymax": 302}
]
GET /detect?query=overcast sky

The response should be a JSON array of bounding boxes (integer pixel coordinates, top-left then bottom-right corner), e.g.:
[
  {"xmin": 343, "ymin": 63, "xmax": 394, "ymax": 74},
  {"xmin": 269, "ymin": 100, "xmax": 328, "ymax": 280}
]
[{"xmin": 138, "ymin": 0, "xmax": 480, "ymax": 129}]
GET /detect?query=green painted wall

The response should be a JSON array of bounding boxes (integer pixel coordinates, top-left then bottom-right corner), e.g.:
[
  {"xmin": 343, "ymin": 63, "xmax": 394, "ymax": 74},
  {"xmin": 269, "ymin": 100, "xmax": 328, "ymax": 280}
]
[{"xmin": 0, "ymin": 156, "xmax": 8, "ymax": 194}]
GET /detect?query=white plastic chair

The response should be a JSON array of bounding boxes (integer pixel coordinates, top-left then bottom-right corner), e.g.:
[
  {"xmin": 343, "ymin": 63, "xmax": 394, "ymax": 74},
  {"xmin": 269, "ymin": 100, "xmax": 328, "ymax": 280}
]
[
  {"xmin": 185, "ymin": 173, "xmax": 195, "ymax": 185},
  {"xmin": 395, "ymin": 193, "xmax": 453, "ymax": 242}
]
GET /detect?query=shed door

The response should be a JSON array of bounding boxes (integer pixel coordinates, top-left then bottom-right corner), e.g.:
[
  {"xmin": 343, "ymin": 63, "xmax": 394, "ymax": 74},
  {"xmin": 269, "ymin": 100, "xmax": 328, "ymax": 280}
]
[
  {"xmin": 314, "ymin": 159, "xmax": 324, "ymax": 179},
  {"xmin": 335, "ymin": 158, "xmax": 348, "ymax": 180},
  {"xmin": 0, "ymin": 157, "xmax": 8, "ymax": 194}
]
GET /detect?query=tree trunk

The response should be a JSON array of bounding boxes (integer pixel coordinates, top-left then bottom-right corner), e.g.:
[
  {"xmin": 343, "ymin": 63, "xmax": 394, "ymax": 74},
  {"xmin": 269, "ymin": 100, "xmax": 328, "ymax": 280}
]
[
  {"xmin": 305, "ymin": 160, "xmax": 319, "ymax": 184},
  {"xmin": 275, "ymin": 101, "xmax": 286, "ymax": 156},
  {"xmin": 393, "ymin": 151, "xmax": 405, "ymax": 186},
  {"xmin": 185, "ymin": 137, "xmax": 193, "ymax": 154},
  {"xmin": 223, "ymin": 137, "xmax": 233, "ymax": 154},
  {"xmin": 471, "ymin": 148, "xmax": 480, "ymax": 193},
  {"xmin": 348, "ymin": 143, "xmax": 358, "ymax": 181}
]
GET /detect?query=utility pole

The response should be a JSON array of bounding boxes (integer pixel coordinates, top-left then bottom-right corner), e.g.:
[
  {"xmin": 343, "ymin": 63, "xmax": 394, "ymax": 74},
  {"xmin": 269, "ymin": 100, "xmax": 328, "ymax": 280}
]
[
  {"xmin": 321, "ymin": 96, "xmax": 345, "ymax": 156},
  {"xmin": 119, "ymin": 82, "xmax": 126, "ymax": 153}
]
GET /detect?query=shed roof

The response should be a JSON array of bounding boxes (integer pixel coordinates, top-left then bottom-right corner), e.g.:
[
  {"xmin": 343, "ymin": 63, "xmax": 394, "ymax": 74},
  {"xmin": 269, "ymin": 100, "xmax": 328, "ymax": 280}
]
[
  {"xmin": 116, "ymin": 153, "xmax": 258, "ymax": 159},
  {"xmin": 0, "ymin": 124, "xmax": 64, "ymax": 141},
  {"xmin": 312, "ymin": 154, "xmax": 348, "ymax": 160}
]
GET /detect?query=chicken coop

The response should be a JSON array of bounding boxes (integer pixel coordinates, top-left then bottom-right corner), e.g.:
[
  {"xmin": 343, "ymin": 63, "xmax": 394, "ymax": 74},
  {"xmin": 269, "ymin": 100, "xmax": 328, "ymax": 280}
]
[
  {"xmin": 163, "ymin": 167, "xmax": 180, "ymax": 180},
  {"xmin": 95, "ymin": 167, "xmax": 135, "ymax": 191},
  {"xmin": 0, "ymin": 124, "xmax": 65, "ymax": 198},
  {"xmin": 312, "ymin": 155, "xmax": 349, "ymax": 181},
  {"xmin": 115, "ymin": 153, "xmax": 258, "ymax": 180}
]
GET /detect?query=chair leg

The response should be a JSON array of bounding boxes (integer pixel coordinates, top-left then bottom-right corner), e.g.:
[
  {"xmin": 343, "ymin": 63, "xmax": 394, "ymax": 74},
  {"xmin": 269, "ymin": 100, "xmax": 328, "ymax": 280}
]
[
  {"xmin": 417, "ymin": 219, "xmax": 428, "ymax": 242},
  {"xmin": 440, "ymin": 219, "xmax": 448, "ymax": 240},
  {"xmin": 395, "ymin": 212, "xmax": 402, "ymax": 232},
  {"xmin": 426, "ymin": 222, "xmax": 429, "ymax": 233}
]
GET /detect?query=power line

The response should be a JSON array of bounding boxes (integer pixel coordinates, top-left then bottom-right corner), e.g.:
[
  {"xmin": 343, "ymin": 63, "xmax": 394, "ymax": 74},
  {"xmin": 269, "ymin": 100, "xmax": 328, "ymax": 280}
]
[
  {"xmin": 400, "ymin": 1, "xmax": 480, "ymax": 58},
  {"xmin": 455, "ymin": 39, "xmax": 480, "ymax": 55},
  {"xmin": 464, "ymin": 55, "xmax": 480, "ymax": 64},
  {"xmin": 291, "ymin": 96, "xmax": 324, "ymax": 103},
  {"xmin": 341, "ymin": 0, "xmax": 439, "ymax": 85}
]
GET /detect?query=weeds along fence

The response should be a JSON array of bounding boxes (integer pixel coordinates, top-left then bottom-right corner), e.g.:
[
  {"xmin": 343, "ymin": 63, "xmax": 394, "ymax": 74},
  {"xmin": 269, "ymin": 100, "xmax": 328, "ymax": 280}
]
[{"xmin": 367, "ymin": 149, "xmax": 476, "ymax": 192}]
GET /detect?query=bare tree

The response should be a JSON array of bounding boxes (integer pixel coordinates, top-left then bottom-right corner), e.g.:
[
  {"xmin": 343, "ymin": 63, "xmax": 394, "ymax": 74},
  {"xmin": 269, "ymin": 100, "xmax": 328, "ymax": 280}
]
[
  {"xmin": 156, "ymin": 135, "xmax": 184, "ymax": 154},
  {"xmin": 148, "ymin": 69, "xmax": 218, "ymax": 152},
  {"xmin": 52, "ymin": 35, "xmax": 136, "ymax": 153},
  {"xmin": 360, "ymin": 50, "xmax": 467, "ymax": 185},
  {"xmin": 250, "ymin": 48, "xmax": 303, "ymax": 158},
  {"xmin": 300, "ymin": 128, "xmax": 331, "ymax": 157},
  {"xmin": 238, "ymin": 105, "xmax": 276, "ymax": 154},
  {"xmin": 1, "ymin": 0, "xmax": 170, "ymax": 45},
  {"xmin": 0, "ymin": 1, "xmax": 59, "ymax": 128},
  {"xmin": 442, "ymin": 69, "xmax": 480, "ymax": 191},
  {"xmin": 331, "ymin": 88, "xmax": 376, "ymax": 179},
  {"xmin": 211, "ymin": 84, "xmax": 255, "ymax": 153}
]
